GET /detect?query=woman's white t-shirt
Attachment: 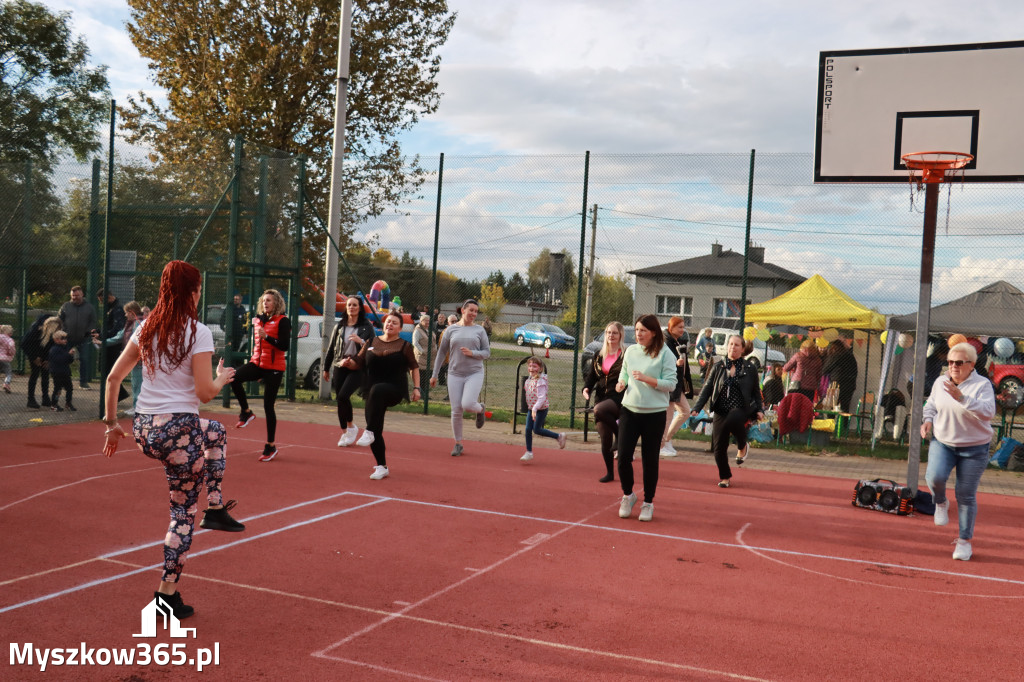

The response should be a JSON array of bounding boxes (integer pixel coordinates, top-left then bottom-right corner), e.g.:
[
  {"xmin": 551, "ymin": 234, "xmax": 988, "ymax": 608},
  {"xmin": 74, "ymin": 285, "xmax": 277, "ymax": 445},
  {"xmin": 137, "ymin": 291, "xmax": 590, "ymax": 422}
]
[{"xmin": 130, "ymin": 320, "xmax": 215, "ymax": 415}]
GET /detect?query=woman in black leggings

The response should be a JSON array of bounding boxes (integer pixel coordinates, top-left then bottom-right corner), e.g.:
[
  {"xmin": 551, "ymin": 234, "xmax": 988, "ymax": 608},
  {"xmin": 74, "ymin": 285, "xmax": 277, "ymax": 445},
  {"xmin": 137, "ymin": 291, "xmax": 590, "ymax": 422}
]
[
  {"xmin": 582, "ymin": 321, "xmax": 626, "ymax": 483},
  {"xmin": 231, "ymin": 289, "xmax": 290, "ymax": 462},
  {"xmin": 324, "ymin": 296, "xmax": 376, "ymax": 447},
  {"xmin": 344, "ymin": 311, "xmax": 420, "ymax": 479}
]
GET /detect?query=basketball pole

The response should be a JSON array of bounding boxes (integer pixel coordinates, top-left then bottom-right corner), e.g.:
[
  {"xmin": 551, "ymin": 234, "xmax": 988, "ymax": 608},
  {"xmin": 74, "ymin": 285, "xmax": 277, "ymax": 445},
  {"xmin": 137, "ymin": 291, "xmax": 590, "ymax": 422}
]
[{"xmin": 907, "ymin": 181, "xmax": 940, "ymax": 492}]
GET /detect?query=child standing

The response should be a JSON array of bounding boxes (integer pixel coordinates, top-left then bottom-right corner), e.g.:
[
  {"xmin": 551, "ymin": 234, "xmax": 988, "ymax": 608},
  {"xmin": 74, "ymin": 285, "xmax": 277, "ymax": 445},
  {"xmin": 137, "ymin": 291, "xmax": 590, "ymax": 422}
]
[
  {"xmin": 0, "ymin": 324, "xmax": 14, "ymax": 393},
  {"xmin": 47, "ymin": 330, "xmax": 77, "ymax": 411},
  {"xmin": 521, "ymin": 357, "xmax": 567, "ymax": 462}
]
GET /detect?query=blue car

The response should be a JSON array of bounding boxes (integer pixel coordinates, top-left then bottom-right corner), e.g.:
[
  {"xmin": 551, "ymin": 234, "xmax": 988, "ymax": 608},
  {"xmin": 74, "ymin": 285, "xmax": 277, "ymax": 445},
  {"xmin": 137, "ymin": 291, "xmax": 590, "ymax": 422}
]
[{"xmin": 514, "ymin": 322, "xmax": 575, "ymax": 349}]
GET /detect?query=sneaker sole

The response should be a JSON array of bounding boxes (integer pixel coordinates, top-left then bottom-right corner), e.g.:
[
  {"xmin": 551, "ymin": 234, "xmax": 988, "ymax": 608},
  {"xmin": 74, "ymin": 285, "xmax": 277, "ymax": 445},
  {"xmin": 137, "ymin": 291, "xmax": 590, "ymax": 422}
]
[
  {"xmin": 258, "ymin": 452, "xmax": 277, "ymax": 462},
  {"xmin": 237, "ymin": 415, "xmax": 256, "ymax": 428}
]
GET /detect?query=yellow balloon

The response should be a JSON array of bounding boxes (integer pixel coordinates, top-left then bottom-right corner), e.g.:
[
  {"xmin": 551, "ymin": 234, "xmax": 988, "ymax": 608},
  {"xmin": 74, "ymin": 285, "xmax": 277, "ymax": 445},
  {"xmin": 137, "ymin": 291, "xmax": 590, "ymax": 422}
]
[
  {"xmin": 756, "ymin": 329, "xmax": 771, "ymax": 341},
  {"xmin": 880, "ymin": 330, "xmax": 888, "ymax": 344},
  {"xmin": 743, "ymin": 326, "xmax": 757, "ymax": 341},
  {"xmin": 815, "ymin": 337, "xmax": 829, "ymax": 349}
]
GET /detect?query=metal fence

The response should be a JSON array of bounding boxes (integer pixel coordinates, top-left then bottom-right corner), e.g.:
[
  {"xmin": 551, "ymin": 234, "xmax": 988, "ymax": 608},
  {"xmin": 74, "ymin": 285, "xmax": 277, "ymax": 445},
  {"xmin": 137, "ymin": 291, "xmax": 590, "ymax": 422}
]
[{"xmin": 4, "ymin": 143, "xmax": 1024, "ymax": 431}]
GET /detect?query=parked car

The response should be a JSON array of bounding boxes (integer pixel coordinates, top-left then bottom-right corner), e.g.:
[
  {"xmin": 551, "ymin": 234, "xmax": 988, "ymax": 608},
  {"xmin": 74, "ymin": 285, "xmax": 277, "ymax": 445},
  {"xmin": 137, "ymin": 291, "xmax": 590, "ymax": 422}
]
[
  {"xmin": 580, "ymin": 327, "xmax": 637, "ymax": 374},
  {"xmin": 989, "ymin": 362, "xmax": 1024, "ymax": 403},
  {"xmin": 692, "ymin": 327, "xmax": 786, "ymax": 370},
  {"xmin": 514, "ymin": 322, "xmax": 575, "ymax": 349},
  {"xmin": 300, "ymin": 312, "xmax": 418, "ymax": 391}
]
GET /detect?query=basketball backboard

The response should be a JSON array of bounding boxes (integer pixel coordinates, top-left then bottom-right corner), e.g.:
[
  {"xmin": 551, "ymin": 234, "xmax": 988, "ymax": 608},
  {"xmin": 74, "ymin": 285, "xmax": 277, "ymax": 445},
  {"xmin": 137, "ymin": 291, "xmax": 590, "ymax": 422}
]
[{"xmin": 814, "ymin": 40, "xmax": 1024, "ymax": 183}]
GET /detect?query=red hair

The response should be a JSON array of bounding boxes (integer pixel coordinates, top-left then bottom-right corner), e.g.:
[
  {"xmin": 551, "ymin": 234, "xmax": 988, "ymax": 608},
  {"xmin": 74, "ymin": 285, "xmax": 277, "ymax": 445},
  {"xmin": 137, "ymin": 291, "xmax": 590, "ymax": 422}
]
[{"xmin": 138, "ymin": 261, "xmax": 201, "ymax": 376}]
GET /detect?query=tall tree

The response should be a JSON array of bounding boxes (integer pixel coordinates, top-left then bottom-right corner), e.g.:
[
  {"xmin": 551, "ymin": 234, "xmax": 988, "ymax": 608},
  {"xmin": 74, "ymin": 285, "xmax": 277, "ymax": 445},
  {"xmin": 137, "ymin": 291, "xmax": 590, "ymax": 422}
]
[
  {"xmin": 477, "ymin": 282, "xmax": 505, "ymax": 323},
  {"xmin": 121, "ymin": 0, "xmax": 456, "ymax": 252},
  {"xmin": 0, "ymin": 0, "xmax": 110, "ymax": 167}
]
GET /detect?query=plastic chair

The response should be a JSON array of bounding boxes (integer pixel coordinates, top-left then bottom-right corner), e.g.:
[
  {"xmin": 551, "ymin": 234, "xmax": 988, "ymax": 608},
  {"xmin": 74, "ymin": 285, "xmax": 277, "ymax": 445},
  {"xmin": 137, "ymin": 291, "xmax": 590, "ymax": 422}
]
[{"xmin": 853, "ymin": 392, "xmax": 875, "ymax": 437}]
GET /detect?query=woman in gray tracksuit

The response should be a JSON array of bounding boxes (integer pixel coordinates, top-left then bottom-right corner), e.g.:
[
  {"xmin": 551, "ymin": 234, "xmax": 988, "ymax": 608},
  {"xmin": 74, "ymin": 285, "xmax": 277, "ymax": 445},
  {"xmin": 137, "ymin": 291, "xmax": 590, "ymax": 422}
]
[{"xmin": 430, "ymin": 299, "xmax": 490, "ymax": 457}]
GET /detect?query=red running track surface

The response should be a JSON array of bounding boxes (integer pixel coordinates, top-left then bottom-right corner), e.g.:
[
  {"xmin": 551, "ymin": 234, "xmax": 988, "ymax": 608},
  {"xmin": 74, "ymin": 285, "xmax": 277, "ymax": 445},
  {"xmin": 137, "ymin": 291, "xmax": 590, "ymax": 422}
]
[{"xmin": 2, "ymin": 415, "xmax": 1023, "ymax": 680}]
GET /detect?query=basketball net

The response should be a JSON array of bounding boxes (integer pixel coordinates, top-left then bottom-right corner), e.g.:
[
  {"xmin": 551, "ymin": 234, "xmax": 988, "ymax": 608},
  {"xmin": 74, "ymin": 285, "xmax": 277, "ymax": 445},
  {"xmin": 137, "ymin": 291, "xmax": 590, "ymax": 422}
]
[{"xmin": 903, "ymin": 151, "xmax": 973, "ymax": 232}]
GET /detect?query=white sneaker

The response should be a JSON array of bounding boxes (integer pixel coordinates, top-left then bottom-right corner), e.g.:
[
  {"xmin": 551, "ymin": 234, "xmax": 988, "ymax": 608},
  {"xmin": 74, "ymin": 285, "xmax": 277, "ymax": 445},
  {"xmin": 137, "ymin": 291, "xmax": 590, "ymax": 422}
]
[
  {"xmin": 557, "ymin": 433, "xmax": 567, "ymax": 449},
  {"xmin": 660, "ymin": 443, "xmax": 677, "ymax": 457},
  {"xmin": 952, "ymin": 538, "xmax": 972, "ymax": 561},
  {"xmin": 338, "ymin": 426, "xmax": 359, "ymax": 447},
  {"xmin": 520, "ymin": 451, "xmax": 533, "ymax": 462},
  {"xmin": 355, "ymin": 430, "xmax": 375, "ymax": 447},
  {"xmin": 369, "ymin": 465, "xmax": 389, "ymax": 480},
  {"xmin": 933, "ymin": 499, "xmax": 949, "ymax": 526},
  {"xmin": 618, "ymin": 492, "xmax": 638, "ymax": 518},
  {"xmin": 638, "ymin": 502, "xmax": 654, "ymax": 522}
]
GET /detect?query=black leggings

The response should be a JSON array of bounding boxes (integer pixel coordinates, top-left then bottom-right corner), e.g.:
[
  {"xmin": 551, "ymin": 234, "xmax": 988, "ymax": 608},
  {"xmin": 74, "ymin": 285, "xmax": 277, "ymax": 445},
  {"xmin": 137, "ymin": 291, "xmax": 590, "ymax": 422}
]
[
  {"xmin": 617, "ymin": 407, "xmax": 666, "ymax": 503},
  {"xmin": 364, "ymin": 383, "xmax": 404, "ymax": 467},
  {"xmin": 230, "ymin": 363, "xmax": 283, "ymax": 442},
  {"xmin": 711, "ymin": 408, "xmax": 749, "ymax": 481},
  {"xmin": 333, "ymin": 366, "xmax": 363, "ymax": 426},
  {"xmin": 593, "ymin": 398, "xmax": 621, "ymax": 478}
]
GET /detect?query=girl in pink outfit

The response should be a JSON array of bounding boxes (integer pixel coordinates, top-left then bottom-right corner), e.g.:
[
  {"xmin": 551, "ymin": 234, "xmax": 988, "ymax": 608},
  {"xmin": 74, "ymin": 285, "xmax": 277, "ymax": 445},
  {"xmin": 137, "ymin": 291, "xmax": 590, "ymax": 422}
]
[
  {"xmin": 520, "ymin": 357, "xmax": 567, "ymax": 462},
  {"xmin": 0, "ymin": 324, "xmax": 14, "ymax": 392}
]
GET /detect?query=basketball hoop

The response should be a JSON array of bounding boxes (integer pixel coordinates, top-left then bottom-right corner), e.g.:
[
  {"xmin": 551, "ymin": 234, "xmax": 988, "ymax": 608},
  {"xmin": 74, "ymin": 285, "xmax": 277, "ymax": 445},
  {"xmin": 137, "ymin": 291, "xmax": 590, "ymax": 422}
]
[{"xmin": 901, "ymin": 151, "xmax": 974, "ymax": 185}]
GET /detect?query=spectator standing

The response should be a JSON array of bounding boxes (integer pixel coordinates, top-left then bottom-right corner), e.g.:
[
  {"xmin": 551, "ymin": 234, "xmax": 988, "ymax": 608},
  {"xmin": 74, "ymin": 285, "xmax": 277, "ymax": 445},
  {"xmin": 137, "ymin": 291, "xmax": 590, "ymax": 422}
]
[
  {"xmin": 783, "ymin": 339, "xmax": 823, "ymax": 403},
  {"xmin": 47, "ymin": 330, "xmax": 76, "ymax": 411},
  {"xmin": 22, "ymin": 315, "xmax": 60, "ymax": 408},
  {"xmin": 102, "ymin": 301, "xmax": 144, "ymax": 413},
  {"xmin": 411, "ymin": 313, "xmax": 431, "ymax": 374},
  {"xmin": 0, "ymin": 324, "xmax": 14, "ymax": 393},
  {"xmin": 94, "ymin": 288, "xmax": 126, "ymax": 384},
  {"xmin": 821, "ymin": 339, "xmax": 858, "ymax": 412},
  {"xmin": 220, "ymin": 294, "xmax": 249, "ymax": 365},
  {"xmin": 59, "ymin": 285, "xmax": 97, "ymax": 389}
]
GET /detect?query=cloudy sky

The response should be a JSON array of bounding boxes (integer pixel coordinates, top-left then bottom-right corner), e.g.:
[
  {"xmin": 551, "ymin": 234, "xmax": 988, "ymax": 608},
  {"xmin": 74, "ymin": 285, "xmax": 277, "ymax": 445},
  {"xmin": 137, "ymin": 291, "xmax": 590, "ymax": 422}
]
[{"xmin": 44, "ymin": 0, "xmax": 1024, "ymax": 313}]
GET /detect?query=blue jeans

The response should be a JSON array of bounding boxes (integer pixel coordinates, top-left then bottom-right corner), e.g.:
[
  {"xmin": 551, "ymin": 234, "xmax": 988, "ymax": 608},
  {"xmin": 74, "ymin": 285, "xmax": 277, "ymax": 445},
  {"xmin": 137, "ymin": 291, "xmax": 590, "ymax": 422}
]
[
  {"xmin": 924, "ymin": 440, "xmax": 989, "ymax": 540},
  {"xmin": 76, "ymin": 340, "xmax": 94, "ymax": 386},
  {"xmin": 525, "ymin": 408, "xmax": 559, "ymax": 451}
]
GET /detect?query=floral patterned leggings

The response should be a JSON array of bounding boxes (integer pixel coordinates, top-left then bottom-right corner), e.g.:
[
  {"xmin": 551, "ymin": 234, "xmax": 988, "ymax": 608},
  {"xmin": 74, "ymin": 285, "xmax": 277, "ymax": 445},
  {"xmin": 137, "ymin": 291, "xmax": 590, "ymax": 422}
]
[{"xmin": 133, "ymin": 413, "xmax": 227, "ymax": 583}]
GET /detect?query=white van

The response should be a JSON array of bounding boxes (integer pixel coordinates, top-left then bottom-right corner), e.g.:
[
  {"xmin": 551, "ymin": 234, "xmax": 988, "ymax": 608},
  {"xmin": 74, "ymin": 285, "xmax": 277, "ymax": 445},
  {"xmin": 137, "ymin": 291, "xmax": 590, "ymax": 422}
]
[{"xmin": 693, "ymin": 327, "xmax": 786, "ymax": 370}]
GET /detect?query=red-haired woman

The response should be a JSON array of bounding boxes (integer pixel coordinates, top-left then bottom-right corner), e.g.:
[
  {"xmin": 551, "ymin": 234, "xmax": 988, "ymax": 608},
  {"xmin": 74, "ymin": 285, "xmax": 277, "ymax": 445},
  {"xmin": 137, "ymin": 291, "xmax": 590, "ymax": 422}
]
[
  {"xmin": 102, "ymin": 260, "xmax": 243, "ymax": 620},
  {"xmin": 230, "ymin": 289, "xmax": 290, "ymax": 462}
]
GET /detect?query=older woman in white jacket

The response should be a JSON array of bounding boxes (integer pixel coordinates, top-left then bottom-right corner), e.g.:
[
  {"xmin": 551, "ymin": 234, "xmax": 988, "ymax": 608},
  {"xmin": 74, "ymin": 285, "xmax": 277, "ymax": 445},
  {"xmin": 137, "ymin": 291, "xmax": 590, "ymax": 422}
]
[{"xmin": 920, "ymin": 341, "xmax": 995, "ymax": 562}]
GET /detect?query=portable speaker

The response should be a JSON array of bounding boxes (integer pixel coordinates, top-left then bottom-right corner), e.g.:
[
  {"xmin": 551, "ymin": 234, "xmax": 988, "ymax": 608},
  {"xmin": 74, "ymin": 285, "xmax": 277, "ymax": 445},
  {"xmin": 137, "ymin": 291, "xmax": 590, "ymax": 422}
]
[{"xmin": 852, "ymin": 478, "xmax": 914, "ymax": 515}]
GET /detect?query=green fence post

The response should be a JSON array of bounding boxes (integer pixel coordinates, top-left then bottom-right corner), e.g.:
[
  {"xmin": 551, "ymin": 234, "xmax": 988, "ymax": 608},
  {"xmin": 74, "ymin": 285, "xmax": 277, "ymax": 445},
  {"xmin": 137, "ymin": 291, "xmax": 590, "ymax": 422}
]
[
  {"xmin": 569, "ymin": 151, "xmax": 590, "ymax": 428},
  {"xmin": 222, "ymin": 135, "xmax": 244, "ymax": 407},
  {"xmin": 424, "ymin": 153, "xmax": 444, "ymax": 413},
  {"xmin": 740, "ymin": 149, "xmax": 756, "ymax": 330}
]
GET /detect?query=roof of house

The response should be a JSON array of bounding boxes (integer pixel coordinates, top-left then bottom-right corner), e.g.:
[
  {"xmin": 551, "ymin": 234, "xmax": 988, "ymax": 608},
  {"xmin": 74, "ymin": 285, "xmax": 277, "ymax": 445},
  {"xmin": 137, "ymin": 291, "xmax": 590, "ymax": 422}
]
[{"xmin": 629, "ymin": 246, "xmax": 804, "ymax": 282}]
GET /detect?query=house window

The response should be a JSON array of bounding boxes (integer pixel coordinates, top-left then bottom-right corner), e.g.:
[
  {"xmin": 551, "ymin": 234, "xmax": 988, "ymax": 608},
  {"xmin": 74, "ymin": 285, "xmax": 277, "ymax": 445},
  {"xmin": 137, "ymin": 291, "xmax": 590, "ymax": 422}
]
[
  {"xmin": 713, "ymin": 298, "xmax": 743, "ymax": 319},
  {"xmin": 656, "ymin": 295, "xmax": 692, "ymax": 320}
]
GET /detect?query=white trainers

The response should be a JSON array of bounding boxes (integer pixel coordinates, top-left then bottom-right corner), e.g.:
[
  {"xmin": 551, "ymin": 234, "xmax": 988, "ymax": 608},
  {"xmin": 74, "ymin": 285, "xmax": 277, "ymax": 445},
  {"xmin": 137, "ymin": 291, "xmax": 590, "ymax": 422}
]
[
  {"xmin": 638, "ymin": 502, "xmax": 654, "ymax": 522},
  {"xmin": 557, "ymin": 433, "xmax": 567, "ymax": 449},
  {"xmin": 338, "ymin": 426, "xmax": 359, "ymax": 447},
  {"xmin": 369, "ymin": 465, "xmax": 389, "ymax": 480},
  {"xmin": 520, "ymin": 451, "xmax": 533, "ymax": 462},
  {"xmin": 355, "ymin": 430, "xmax": 375, "ymax": 447},
  {"xmin": 933, "ymin": 499, "xmax": 949, "ymax": 526},
  {"xmin": 660, "ymin": 443, "xmax": 677, "ymax": 457},
  {"xmin": 618, "ymin": 492, "xmax": 638, "ymax": 518},
  {"xmin": 952, "ymin": 538, "xmax": 972, "ymax": 561}
]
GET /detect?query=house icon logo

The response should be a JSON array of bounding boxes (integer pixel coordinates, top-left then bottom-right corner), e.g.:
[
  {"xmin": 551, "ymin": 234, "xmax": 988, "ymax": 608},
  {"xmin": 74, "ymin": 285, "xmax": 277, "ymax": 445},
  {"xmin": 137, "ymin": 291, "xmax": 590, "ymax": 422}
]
[{"xmin": 133, "ymin": 596, "xmax": 197, "ymax": 638}]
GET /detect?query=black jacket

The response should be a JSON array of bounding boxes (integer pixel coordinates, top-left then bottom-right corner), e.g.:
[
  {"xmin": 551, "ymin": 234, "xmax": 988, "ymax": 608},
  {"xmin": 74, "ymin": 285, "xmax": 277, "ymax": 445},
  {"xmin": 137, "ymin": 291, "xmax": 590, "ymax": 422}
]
[
  {"xmin": 692, "ymin": 357, "xmax": 763, "ymax": 417},
  {"xmin": 324, "ymin": 319, "xmax": 376, "ymax": 368},
  {"xmin": 583, "ymin": 350, "xmax": 625, "ymax": 405}
]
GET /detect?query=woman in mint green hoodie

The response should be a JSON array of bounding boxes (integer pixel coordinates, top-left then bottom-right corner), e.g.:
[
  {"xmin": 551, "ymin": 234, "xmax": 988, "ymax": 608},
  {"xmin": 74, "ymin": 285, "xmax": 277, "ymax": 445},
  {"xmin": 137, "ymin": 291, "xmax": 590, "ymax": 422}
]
[{"xmin": 614, "ymin": 314, "xmax": 677, "ymax": 522}]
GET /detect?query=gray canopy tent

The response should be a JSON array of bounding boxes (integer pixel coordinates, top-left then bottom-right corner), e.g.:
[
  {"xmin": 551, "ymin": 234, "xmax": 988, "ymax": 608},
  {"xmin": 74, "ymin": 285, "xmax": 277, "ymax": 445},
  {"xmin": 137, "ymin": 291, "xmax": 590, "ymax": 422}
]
[{"xmin": 888, "ymin": 280, "xmax": 1024, "ymax": 336}]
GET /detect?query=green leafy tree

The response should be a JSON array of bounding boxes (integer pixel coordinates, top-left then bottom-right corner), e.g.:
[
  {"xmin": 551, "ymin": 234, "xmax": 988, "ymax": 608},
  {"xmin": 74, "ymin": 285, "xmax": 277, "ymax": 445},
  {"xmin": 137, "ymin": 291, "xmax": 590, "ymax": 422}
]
[
  {"xmin": 121, "ymin": 0, "xmax": 456, "ymax": 256},
  {"xmin": 526, "ymin": 248, "xmax": 576, "ymax": 302},
  {"xmin": 0, "ymin": 0, "xmax": 110, "ymax": 167},
  {"xmin": 558, "ymin": 270, "xmax": 633, "ymax": 339}
]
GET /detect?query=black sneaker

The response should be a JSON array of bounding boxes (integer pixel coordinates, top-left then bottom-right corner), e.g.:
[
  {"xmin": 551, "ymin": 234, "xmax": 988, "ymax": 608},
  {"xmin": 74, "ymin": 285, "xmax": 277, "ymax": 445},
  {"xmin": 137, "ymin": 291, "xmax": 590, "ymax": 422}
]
[
  {"xmin": 66, "ymin": 403, "xmax": 77, "ymax": 412},
  {"xmin": 41, "ymin": 396, "xmax": 51, "ymax": 407},
  {"xmin": 236, "ymin": 410, "xmax": 255, "ymax": 428},
  {"xmin": 199, "ymin": 500, "xmax": 246, "ymax": 532},
  {"xmin": 27, "ymin": 400, "xmax": 40, "ymax": 409},
  {"xmin": 154, "ymin": 591, "xmax": 194, "ymax": 620},
  {"xmin": 258, "ymin": 444, "xmax": 277, "ymax": 462},
  {"xmin": 51, "ymin": 405, "xmax": 63, "ymax": 412}
]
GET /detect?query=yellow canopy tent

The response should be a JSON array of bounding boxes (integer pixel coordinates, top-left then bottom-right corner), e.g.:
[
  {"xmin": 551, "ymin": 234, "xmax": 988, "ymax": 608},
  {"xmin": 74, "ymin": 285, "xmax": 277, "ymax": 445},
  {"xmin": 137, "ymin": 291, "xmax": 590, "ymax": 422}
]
[{"xmin": 744, "ymin": 274, "xmax": 886, "ymax": 330}]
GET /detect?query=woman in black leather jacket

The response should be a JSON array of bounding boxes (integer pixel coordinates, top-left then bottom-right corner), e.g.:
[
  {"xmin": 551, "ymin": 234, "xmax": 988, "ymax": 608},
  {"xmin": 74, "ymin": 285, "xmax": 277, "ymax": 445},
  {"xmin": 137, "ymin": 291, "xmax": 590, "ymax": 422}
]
[
  {"xmin": 582, "ymin": 321, "xmax": 626, "ymax": 483},
  {"xmin": 692, "ymin": 335, "xmax": 764, "ymax": 488}
]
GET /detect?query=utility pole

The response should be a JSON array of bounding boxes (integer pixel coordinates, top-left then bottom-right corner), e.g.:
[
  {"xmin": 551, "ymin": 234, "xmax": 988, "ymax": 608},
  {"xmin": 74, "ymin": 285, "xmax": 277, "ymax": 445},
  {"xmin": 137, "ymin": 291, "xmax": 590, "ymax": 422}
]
[{"xmin": 582, "ymin": 204, "xmax": 598, "ymax": 346}]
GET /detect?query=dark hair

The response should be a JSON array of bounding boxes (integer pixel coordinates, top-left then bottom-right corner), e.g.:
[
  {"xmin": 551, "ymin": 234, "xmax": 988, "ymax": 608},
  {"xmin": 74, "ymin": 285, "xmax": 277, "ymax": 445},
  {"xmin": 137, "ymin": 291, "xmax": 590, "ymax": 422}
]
[
  {"xmin": 462, "ymin": 298, "xmax": 479, "ymax": 310},
  {"xmin": 345, "ymin": 296, "xmax": 368, "ymax": 326},
  {"xmin": 635, "ymin": 314, "xmax": 664, "ymax": 358},
  {"xmin": 384, "ymin": 310, "xmax": 404, "ymax": 327}
]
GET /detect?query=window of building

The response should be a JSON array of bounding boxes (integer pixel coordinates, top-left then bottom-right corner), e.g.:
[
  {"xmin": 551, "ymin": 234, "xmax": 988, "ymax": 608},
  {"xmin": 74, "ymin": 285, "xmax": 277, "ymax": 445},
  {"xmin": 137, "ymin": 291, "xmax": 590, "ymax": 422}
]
[
  {"xmin": 713, "ymin": 298, "xmax": 743, "ymax": 319},
  {"xmin": 656, "ymin": 295, "xmax": 692, "ymax": 322}
]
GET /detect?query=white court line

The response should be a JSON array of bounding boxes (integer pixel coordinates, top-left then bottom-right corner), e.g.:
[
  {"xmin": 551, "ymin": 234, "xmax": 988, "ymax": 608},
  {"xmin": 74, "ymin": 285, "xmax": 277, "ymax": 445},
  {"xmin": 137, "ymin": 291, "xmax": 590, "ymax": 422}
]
[
  {"xmin": 735, "ymin": 522, "xmax": 1024, "ymax": 599},
  {"xmin": 0, "ymin": 497, "xmax": 386, "ymax": 614},
  {"xmin": 1, "ymin": 452, "xmax": 105, "ymax": 468}
]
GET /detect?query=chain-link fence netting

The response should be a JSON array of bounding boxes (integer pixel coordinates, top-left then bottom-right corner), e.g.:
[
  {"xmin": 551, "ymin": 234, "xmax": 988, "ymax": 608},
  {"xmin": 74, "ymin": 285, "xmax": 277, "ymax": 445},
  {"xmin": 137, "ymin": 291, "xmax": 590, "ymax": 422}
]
[{"xmin": 5, "ymin": 145, "xmax": 1024, "ymax": 436}]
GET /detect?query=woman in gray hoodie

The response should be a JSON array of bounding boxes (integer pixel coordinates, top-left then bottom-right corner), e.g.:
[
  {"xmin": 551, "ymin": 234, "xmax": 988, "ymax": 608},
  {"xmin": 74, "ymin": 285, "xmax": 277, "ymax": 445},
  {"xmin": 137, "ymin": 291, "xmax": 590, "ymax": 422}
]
[{"xmin": 430, "ymin": 299, "xmax": 490, "ymax": 457}]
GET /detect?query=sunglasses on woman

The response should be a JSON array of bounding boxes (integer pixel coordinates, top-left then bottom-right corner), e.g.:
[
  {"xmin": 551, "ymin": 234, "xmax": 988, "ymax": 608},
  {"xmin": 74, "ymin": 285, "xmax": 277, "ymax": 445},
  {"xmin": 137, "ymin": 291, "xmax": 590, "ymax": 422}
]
[{"xmin": 947, "ymin": 359, "xmax": 972, "ymax": 367}]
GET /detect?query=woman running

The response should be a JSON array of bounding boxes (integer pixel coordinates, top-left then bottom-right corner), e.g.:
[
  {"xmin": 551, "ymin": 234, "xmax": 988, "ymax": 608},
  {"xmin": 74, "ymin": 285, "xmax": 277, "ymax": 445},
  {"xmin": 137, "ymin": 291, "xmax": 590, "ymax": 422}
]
[{"xmin": 429, "ymin": 299, "xmax": 490, "ymax": 457}]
